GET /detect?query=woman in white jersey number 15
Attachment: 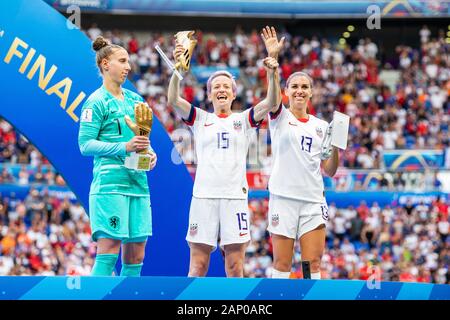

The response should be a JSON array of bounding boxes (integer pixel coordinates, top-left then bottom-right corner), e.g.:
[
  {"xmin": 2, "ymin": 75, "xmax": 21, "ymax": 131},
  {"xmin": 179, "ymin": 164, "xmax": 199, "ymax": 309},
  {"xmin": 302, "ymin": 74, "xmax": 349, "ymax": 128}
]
[
  {"xmin": 167, "ymin": 27, "xmax": 281, "ymax": 277},
  {"xmin": 268, "ymin": 71, "xmax": 339, "ymax": 278}
]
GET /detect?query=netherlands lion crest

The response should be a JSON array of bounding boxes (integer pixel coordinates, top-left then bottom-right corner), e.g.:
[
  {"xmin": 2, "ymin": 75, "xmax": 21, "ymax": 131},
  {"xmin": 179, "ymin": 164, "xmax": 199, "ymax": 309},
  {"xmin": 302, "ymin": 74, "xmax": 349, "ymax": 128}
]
[{"xmin": 109, "ymin": 216, "xmax": 120, "ymax": 230}]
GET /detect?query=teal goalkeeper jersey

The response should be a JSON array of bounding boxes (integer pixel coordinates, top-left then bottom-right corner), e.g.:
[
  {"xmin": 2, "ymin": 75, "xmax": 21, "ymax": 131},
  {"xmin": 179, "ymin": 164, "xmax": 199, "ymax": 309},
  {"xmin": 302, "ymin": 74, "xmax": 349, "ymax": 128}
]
[{"xmin": 78, "ymin": 85, "xmax": 151, "ymax": 197}]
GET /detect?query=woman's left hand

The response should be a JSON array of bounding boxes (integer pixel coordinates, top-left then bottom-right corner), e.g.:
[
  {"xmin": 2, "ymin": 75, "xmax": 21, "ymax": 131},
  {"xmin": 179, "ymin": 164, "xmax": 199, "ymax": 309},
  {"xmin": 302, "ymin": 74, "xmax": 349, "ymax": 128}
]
[{"xmin": 149, "ymin": 151, "xmax": 157, "ymax": 170}]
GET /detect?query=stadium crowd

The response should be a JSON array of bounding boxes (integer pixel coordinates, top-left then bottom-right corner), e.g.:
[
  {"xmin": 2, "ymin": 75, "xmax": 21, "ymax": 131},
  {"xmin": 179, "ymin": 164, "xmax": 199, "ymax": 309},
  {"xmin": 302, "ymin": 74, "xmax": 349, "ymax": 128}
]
[
  {"xmin": 0, "ymin": 25, "xmax": 448, "ymax": 282},
  {"xmin": 0, "ymin": 188, "xmax": 93, "ymax": 276},
  {"xmin": 0, "ymin": 187, "xmax": 447, "ymax": 283}
]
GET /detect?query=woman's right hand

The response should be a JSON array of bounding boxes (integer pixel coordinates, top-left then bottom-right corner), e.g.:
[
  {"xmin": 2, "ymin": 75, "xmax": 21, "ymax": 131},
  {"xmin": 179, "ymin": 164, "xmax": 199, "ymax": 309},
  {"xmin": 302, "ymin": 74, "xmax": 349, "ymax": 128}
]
[
  {"xmin": 263, "ymin": 56, "xmax": 279, "ymax": 74},
  {"xmin": 126, "ymin": 136, "xmax": 149, "ymax": 153},
  {"xmin": 261, "ymin": 26, "xmax": 285, "ymax": 59},
  {"xmin": 173, "ymin": 44, "xmax": 185, "ymax": 61}
]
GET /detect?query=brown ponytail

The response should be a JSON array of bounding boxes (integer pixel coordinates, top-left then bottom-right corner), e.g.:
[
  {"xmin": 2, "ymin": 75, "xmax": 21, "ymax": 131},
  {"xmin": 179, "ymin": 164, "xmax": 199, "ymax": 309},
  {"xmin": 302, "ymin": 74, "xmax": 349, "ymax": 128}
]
[{"xmin": 92, "ymin": 36, "xmax": 123, "ymax": 73}]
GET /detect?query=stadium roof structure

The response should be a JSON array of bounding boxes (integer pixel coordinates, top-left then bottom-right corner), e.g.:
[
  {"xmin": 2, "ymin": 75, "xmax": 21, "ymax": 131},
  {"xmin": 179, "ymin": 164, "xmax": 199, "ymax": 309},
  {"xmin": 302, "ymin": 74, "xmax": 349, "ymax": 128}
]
[{"xmin": 44, "ymin": 0, "xmax": 450, "ymax": 18}]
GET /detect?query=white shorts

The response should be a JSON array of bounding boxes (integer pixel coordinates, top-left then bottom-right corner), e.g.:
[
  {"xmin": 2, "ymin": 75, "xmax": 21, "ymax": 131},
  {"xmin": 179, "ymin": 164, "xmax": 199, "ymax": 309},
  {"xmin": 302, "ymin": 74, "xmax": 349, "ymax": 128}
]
[
  {"xmin": 267, "ymin": 193, "xmax": 328, "ymax": 239},
  {"xmin": 186, "ymin": 197, "xmax": 251, "ymax": 250}
]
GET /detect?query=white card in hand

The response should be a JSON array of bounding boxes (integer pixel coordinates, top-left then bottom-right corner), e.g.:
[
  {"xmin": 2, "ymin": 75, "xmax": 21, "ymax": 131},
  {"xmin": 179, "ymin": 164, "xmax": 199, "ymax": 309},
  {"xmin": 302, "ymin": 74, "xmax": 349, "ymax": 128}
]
[{"xmin": 331, "ymin": 111, "xmax": 350, "ymax": 150}]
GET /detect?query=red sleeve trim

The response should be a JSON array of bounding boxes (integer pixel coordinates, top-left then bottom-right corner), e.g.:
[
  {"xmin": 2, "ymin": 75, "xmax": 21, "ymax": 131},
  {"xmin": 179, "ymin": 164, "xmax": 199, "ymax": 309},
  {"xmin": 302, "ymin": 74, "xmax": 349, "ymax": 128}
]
[
  {"xmin": 269, "ymin": 104, "xmax": 282, "ymax": 120},
  {"xmin": 248, "ymin": 107, "xmax": 262, "ymax": 128}
]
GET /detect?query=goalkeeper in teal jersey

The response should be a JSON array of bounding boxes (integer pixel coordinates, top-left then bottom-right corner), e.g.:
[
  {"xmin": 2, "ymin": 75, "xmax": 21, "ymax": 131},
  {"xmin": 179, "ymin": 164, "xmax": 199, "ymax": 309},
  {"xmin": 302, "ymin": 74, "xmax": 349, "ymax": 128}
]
[{"xmin": 78, "ymin": 36, "xmax": 157, "ymax": 276}]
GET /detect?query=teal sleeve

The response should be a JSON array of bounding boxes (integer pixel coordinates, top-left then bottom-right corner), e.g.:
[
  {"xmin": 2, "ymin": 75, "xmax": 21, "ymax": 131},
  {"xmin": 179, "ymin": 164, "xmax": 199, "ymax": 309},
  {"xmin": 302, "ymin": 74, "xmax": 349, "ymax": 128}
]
[
  {"xmin": 80, "ymin": 139, "xmax": 127, "ymax": 157},
  {"xmin": 78, "ymin": 100, "xmax": 127, "ymax": 157}
]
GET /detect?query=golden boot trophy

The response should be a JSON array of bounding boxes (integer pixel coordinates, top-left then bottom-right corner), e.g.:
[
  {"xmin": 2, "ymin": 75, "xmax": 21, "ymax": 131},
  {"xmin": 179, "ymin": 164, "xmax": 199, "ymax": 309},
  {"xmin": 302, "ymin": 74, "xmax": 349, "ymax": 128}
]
[
  {"xmin": 174, "ymin": 30, "xmax": 197, "ymax": 72},
  {"xmin": 124, "ymin": 102, "xmax": 153, "ymax": 171}
]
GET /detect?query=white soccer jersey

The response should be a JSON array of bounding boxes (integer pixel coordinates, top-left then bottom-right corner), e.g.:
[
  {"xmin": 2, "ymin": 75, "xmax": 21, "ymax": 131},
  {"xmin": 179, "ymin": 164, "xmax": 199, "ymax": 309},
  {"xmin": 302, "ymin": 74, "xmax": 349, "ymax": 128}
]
[
  {"xmin": 184, "ymin": 106, "xmax": 260, "ymax": 199},
  {"xmin": 268, "ymin": 106, "xmax": 329, "ymax": 203}
]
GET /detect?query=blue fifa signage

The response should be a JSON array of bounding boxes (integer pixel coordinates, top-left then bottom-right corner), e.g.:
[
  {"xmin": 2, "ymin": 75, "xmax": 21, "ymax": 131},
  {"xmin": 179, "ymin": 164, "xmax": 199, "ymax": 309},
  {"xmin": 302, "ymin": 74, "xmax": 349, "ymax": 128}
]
[{"xmin": 383, "ymin": 150, "xmax": 445, "ymax": 170}]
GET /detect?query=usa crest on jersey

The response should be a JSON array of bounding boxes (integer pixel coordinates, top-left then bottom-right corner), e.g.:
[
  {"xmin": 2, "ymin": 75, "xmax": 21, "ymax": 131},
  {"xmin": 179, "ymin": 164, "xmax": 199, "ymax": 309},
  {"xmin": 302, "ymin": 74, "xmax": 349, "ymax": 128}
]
[
  {"xmin": 316, "ymin": 126, "xmax": 323, "ymax": 138},
  {"xmin": 189, "ymin": 223, "xmax": 198, "ymax": 236},
  {"xmin": 271, "ymin": 214, "xmax": 279, "ymax": 227},
  {"xmin": 233, "ymin": 120, "xmax": 242, "ymax": 131}
]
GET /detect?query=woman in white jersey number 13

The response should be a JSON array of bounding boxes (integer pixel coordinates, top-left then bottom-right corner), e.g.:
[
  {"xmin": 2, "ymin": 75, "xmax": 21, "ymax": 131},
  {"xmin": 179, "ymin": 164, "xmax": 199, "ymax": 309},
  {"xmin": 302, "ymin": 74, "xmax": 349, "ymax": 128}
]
[
  {"xmin": 268, "ymin": 67, "xmax": 340, "ymax": 279},
  {"xmin": 167, "ymin": 27, "xmax": 281, "ymax": 277}
]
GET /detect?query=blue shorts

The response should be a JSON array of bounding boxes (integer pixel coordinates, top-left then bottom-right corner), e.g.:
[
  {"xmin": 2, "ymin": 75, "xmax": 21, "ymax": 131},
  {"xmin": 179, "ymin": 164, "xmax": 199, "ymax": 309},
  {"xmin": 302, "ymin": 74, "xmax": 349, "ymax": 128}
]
[{"xmin": 89, "ymin": 194, "xmax": 152, "ymax": 242}]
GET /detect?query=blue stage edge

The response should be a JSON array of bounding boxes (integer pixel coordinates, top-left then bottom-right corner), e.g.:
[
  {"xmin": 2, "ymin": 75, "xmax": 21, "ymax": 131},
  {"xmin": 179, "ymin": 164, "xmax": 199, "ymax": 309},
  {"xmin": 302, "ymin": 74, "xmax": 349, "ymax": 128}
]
[{"xmin": 0, "ymin": 277, "xmax": 448, "ymax": 300}]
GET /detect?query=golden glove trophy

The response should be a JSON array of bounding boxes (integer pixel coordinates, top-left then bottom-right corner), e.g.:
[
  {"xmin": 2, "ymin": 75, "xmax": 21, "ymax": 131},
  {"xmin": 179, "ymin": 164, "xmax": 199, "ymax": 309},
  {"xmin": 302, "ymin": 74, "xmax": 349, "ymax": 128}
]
[
  {"xmin": 174, "ymin": 30, "xmax": 197, "ymax": 72},
  {"xmin": 124, "ymin": 102, "xmax": 153, "ymax": 171}
]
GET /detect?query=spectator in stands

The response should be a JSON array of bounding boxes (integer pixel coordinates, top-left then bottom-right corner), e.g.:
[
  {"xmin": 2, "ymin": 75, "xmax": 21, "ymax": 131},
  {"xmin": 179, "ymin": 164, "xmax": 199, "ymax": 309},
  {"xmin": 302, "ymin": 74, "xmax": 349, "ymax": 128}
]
[
  {"xmin": 333, "ymin": 211, "xmax": 348, "ymax": 243},
  {"xmin": 17, "ymin": 165, "xmax": 29, "ymax": 185},
  {"xmin": 0, "ymin": 167, "xmax": 14, "ymax": 183},
  {"xmin": 420, "ymin": 25, "xmax": 431, "ymax": 44},
  {"xmin": 361, "ymin": 211, "xmax": 380, "ymax": 249},
  {"xmin": 87, "ymin": 23, "xmax": 102, "ymax": 41}
]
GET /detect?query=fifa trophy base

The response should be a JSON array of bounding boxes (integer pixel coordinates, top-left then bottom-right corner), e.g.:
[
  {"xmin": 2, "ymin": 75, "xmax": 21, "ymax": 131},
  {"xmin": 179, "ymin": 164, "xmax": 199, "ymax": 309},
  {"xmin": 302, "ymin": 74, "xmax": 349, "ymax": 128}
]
[{"xmin": 124, "ymin": 152, "xmax": 151, "ymax": 171}]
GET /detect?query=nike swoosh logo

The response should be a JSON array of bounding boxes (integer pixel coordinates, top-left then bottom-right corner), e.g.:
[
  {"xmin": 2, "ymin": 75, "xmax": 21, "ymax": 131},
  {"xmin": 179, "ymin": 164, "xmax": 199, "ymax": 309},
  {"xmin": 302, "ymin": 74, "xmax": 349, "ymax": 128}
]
[
  {"xmin": 239, "ymin": 232, "xmax": 248, "ymax": 237},
  {"xmin": 204, "ymin": 123, "xmax": 214, "ymax": 127},
  {"xmin": 288, "ymin": 122, "xmax": 298, "ymax": 126}
]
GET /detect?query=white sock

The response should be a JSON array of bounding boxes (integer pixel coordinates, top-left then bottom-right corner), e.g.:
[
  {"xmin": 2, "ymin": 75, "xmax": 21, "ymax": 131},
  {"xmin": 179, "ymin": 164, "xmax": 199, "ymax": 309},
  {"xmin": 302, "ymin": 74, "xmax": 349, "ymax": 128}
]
[
  {"xmin": 271, "ymin": 268, "xmax": 291, "ymax": 279},
  {"xmin": 311, "ymin": 272, "xmax": 321, "ymax": 279}
]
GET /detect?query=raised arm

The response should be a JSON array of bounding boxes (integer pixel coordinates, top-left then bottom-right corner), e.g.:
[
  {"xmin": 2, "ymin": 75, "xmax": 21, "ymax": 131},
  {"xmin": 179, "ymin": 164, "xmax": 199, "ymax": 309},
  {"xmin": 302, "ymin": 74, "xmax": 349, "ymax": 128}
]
[
  {"xmin": 261, "ymin": 26, "xmax": 285, "ymax": 110},
  {"xmin": 167, "ymin": 44, "xmax": 193, "ymax": 120},
  {"xmin": 252, "ymin": 57, "xmax": 280, "ymax": 122}
]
